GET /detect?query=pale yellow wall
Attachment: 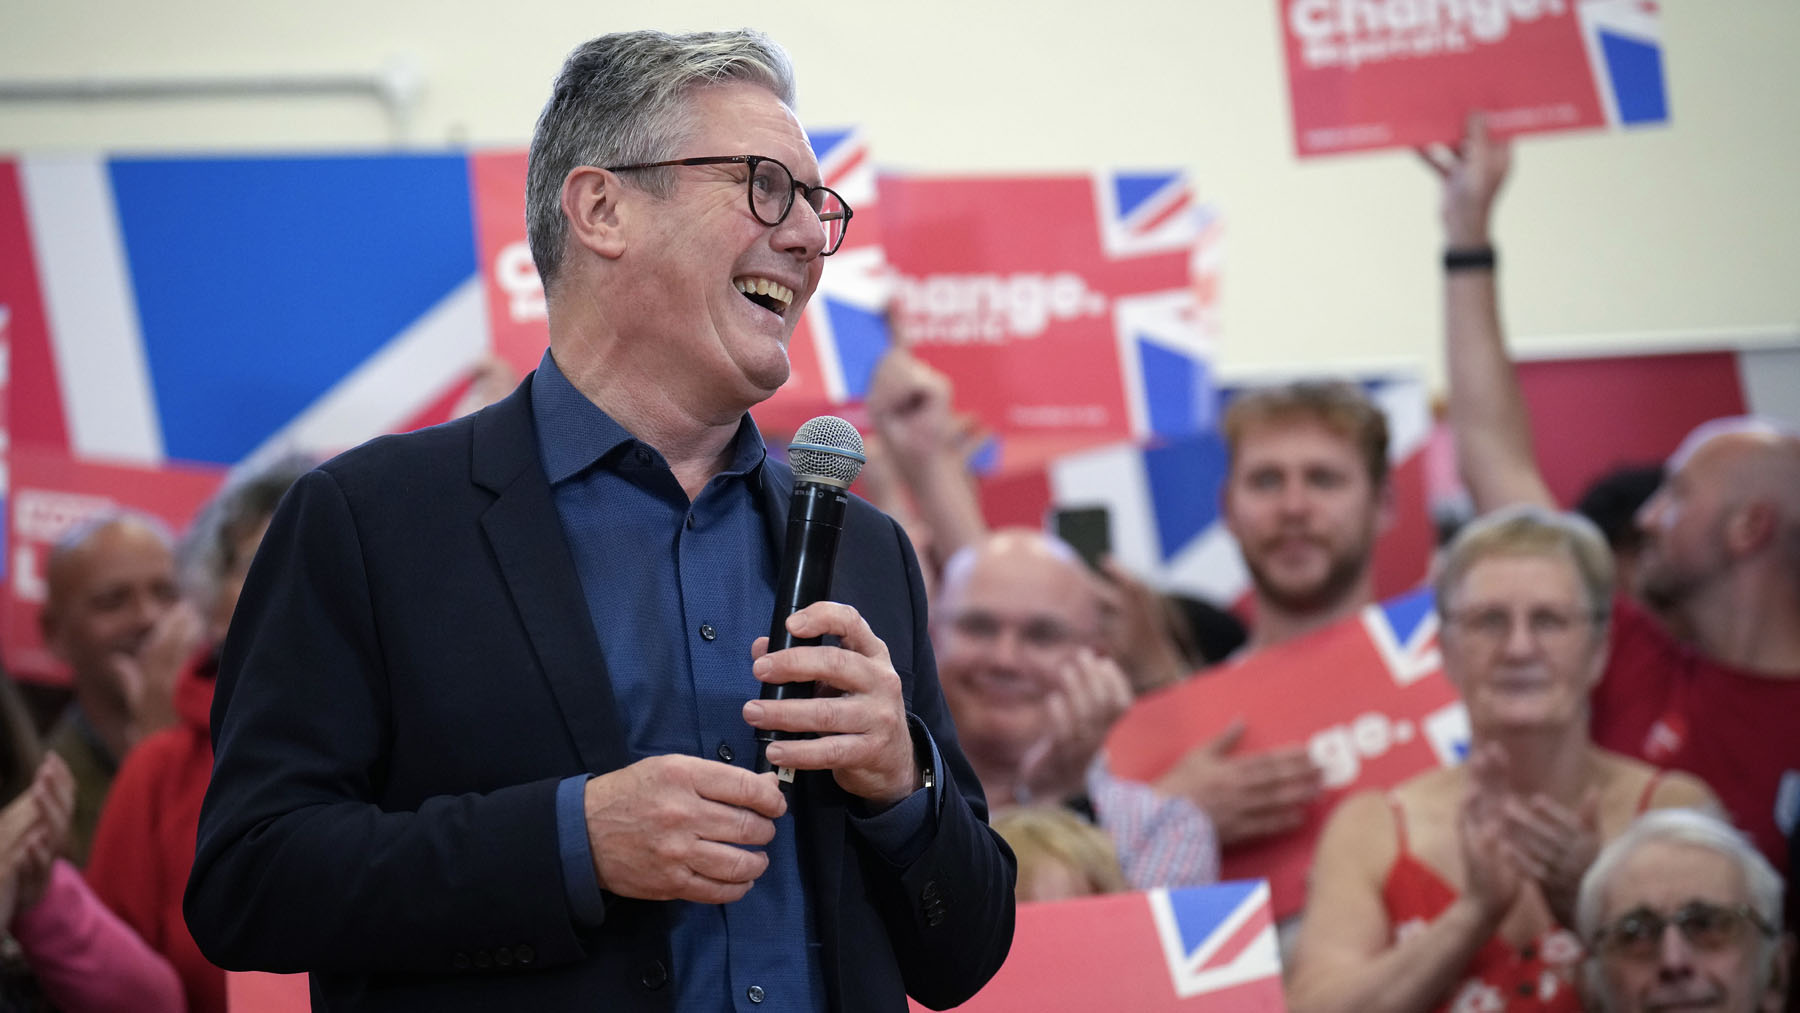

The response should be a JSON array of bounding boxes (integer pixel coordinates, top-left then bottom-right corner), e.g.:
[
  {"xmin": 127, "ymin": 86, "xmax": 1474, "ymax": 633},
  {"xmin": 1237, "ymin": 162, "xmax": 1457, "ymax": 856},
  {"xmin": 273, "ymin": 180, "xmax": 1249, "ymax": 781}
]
[{"xmin": 2, "ymin": 1, "xmax": 1795, "ymax": 386}]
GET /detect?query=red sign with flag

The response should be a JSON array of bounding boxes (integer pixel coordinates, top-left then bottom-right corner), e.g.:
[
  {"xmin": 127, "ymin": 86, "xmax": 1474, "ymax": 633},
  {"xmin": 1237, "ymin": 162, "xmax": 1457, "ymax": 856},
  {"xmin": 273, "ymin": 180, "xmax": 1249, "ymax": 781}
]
[
  {"xmin": 880, "ymin": 172, "xmax": 1214, "ymax": 473},
  {"xmin": 914, "ymin": 882, "xmax": 1285, "ymax": 1012},
  {"xmin": 6, "ymin": 445, "xmax": 224, "ymax": 683},
  {"xmin": 1106, "ymin": 590, "xmax": 1468, "ymax": 919},
  {"xmin": 1281, "ymin": 0, "xmax": 1667, "ymax": 157}
]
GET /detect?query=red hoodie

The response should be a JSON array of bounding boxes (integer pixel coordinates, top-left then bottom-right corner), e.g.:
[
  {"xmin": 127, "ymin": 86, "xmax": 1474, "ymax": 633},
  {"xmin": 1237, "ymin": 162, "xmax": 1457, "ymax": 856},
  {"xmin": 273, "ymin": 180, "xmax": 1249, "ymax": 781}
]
[{"xmin": 85, "ymin": 649, "xmax": 223, "ymax": 1013}]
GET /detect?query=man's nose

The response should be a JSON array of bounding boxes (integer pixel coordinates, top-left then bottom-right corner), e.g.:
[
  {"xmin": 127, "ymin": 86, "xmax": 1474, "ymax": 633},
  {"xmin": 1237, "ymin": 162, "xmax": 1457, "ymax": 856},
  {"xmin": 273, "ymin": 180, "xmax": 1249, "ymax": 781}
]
[{"xmin": 1656, "ymin": 922, "xmax": 1696, "ymax": 980}]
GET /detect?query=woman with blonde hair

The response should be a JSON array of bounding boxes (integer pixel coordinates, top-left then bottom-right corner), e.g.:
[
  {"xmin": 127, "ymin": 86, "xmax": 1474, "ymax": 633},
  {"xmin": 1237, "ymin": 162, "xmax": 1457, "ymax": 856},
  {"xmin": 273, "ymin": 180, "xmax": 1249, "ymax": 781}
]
[{"xmin": 1286, "ymin": 506, "xmax": 1719, "ymax": 1013}]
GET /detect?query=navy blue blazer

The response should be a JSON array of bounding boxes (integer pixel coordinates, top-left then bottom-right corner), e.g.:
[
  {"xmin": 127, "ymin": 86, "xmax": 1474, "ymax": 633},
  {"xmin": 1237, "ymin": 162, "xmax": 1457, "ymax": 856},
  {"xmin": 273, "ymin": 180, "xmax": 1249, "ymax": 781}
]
[{"xmin": 184, "ymin": 374, "xmax": 1015, "ymax": 1012}]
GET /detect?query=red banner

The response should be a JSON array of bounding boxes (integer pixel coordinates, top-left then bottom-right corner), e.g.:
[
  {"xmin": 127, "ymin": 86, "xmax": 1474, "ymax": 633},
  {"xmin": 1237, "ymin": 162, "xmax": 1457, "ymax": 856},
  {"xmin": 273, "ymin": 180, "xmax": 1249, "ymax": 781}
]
[
  {"xmin": 1106, "ymin": 590, "xmax": 1467, "ymax": 919},
  {"xmin": 5, "ymin": 446, "xmax": 224, "ymax": 684},
  {"xmin": 881, "ymin": 173, "xmax": 1213, "ymax": 473},
  {"xmin": 1280, "ymin": 0, "xmax": 1666, "ymax": 157}
]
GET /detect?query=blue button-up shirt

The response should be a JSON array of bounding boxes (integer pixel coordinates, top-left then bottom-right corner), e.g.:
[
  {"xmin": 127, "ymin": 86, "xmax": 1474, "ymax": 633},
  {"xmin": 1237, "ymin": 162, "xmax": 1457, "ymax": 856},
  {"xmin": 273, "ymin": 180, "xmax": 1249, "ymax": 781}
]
[{"xmin": 532, "ymin": 353, "xmax": 935, "ymax": 1012}]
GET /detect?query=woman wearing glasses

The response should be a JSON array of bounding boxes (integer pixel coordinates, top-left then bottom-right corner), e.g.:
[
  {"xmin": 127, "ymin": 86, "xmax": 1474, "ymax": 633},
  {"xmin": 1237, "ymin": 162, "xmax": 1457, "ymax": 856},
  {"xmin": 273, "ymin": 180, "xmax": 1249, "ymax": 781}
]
[{"xmin": 1286, "ymin": 506, "xmax": 1719, "ymax": 1013}]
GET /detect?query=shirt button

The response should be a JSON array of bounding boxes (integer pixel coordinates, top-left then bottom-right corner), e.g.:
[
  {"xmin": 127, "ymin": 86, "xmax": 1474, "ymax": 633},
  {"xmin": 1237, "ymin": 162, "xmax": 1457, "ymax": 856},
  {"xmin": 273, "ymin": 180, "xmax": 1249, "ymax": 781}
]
[
  {"xmin": 717, "ymin": 742, "xmax": 735, "ymax": 762},
  {"xmin": 635, "ymin": 447, "xmax": 651, "ymax": 465},
  {"xmin": 685, "ymin": 513, "xmax": 695, "ymax": 530},
  {"xmin": 640, "ymin": 959, "xmax": 668, "ymax": 990},
  {"xmin": 747, "ymin": 985, "xmax": 766, "ymax": 1003},
  {"xmin": 699, "ymin": 623, "xmax": 717, "ymax": 641}
]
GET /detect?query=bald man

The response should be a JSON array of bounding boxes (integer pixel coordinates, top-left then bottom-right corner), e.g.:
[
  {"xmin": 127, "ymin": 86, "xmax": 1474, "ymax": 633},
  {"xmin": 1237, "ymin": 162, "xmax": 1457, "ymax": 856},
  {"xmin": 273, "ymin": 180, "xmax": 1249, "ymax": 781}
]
[
  {"xmin": 933, "ymin": 529, "xmax": 1217, "ymax": 888},
  {"xmin": 38, "ymin": 513, "xmax": 199, "ymax": 863},
  {"xmin": 1433, "ymin": 116, "xmax": 1800, "ymax": 885}
]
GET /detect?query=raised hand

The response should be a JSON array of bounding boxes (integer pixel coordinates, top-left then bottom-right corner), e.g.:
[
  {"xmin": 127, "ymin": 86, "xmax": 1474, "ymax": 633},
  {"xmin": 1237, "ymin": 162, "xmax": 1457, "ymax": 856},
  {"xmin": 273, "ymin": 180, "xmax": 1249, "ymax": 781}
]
[
  {"xmin": 117, "ymin": 601, "xmax": 204, "ymax": 747},
  {"xmin": 1418, "ymin": 112, "xmax": 1513, "ymax": 248},
  {"xmin": 1014, "ymin": 647, "xmax": 1133, "ymax": 804}
]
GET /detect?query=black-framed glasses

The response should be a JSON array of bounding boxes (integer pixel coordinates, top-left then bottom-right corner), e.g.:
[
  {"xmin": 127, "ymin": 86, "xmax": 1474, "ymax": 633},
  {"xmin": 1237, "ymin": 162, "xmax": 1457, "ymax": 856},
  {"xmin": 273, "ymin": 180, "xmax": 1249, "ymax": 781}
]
[
  {"xmin": 605, "ymin": 155, "xmax": 853, "ymax": 256},
  {"xmin": 1592, "ymin": 902, "xmax": 1776, "ymax": 961}
]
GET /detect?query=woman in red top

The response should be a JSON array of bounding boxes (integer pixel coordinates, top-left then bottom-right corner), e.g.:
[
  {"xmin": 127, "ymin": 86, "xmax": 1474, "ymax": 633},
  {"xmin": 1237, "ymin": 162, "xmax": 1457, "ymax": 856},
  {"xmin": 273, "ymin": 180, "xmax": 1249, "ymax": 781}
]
[
  {"xmin": 84, "ymin": 455, "xmax": 309, "ymax": 1013},
  {"xmin": 1286, "ymin": 506, "xmax": 1717, "ymax": 1013}
]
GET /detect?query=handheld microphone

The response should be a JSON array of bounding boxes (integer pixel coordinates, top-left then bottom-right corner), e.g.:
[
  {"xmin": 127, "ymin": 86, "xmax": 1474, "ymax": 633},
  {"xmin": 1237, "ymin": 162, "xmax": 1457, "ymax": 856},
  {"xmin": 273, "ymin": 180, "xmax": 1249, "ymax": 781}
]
[{"xmin": 755, "ymin": 415, "xmax": 866, "ymax": 785}]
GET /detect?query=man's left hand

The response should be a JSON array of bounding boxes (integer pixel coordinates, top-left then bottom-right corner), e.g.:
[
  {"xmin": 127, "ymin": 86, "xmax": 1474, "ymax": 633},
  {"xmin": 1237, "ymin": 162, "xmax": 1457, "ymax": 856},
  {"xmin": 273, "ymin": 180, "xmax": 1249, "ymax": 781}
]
[{"xmin": 744, "ymin": 602, "xmax": 920, "ymax": 808}]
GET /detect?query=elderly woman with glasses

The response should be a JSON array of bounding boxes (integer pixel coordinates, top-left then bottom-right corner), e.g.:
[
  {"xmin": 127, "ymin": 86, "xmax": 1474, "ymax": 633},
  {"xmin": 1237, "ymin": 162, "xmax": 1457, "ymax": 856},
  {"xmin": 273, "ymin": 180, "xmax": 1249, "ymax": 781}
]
[{"xmin": 1287, "ymin": 506, "xmax": 1720, "ymax": 1013}]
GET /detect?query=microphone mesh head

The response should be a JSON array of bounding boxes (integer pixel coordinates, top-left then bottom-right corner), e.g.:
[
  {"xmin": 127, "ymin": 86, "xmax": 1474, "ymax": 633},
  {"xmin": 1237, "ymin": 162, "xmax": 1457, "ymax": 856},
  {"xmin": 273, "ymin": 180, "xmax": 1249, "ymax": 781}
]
[{"xmin": 789, "ymin": 416, "xmax": 866, "ymax": 487}]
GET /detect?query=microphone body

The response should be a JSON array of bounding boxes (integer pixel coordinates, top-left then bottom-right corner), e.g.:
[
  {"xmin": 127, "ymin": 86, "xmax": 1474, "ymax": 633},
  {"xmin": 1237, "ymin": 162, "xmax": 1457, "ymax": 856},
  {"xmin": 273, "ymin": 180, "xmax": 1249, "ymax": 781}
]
[{"xmin": 755, "ymin": 417, "xmax": 866, "ymax": 783}]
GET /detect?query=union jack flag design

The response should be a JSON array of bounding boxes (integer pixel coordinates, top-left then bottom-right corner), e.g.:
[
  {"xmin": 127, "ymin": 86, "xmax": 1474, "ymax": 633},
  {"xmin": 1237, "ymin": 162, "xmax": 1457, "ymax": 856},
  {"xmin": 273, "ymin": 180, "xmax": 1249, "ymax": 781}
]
[
  {"xmin": 2, "ymin": 153, "xmax": 486, "ymax": 470},
  {"xmin": 1576, "ymin": 0, "xmax": 1667, "ymax": 127},
  {"xmin": 913, "ymin": 882, "xmax": 1284, "ymax": 1011},
  {"xmin": 881, "ymin": 170, "xmax": 1214, "ymax": 473},
  {"xmin": 755, "ymin": 127, "xmax": 892, "ymax": 435},
  {"xmin": 1149, "ymin": 881, "xmax": 1283, "ymax": 1001}
]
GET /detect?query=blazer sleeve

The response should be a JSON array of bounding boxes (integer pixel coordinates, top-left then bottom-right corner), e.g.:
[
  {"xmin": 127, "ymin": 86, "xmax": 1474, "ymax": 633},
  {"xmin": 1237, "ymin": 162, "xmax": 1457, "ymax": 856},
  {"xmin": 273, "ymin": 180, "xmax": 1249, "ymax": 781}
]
[
  {"xmin": 183, "ymin": 468, "xmax": 587, "ymax": 976},
  {"xmin": 864, "ymin": 517, "xmax": 1017, "ymax": 1010}
]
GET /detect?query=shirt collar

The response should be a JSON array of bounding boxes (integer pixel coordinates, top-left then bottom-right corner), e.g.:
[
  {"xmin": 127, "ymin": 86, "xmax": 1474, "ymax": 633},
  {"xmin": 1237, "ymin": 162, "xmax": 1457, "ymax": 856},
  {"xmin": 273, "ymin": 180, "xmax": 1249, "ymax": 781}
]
[{"xmin": 530, "ymin": 350, "xmax": 768, "ymax": 484}]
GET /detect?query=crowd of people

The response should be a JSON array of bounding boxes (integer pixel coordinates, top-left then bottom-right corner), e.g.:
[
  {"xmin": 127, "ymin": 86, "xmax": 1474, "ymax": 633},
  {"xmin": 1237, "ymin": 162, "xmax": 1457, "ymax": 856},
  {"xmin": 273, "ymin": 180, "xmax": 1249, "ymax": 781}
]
[{"xmin": 2, "ymin": 28, "xmax": 1795, "ymax": 1013}]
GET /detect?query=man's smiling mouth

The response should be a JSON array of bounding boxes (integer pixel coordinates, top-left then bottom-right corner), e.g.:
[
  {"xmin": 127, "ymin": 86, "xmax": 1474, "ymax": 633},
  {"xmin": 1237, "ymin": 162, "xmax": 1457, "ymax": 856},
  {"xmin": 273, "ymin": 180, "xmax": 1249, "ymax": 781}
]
[{"xmin": 734, "ymin": 276, "xmax": 793, "ymax": 315}]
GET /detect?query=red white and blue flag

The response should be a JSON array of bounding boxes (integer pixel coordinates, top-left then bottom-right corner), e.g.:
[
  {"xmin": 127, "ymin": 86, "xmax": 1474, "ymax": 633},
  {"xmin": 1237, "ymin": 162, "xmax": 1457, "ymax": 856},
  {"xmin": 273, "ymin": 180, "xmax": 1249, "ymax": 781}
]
[
  {"xmin": 0, "ymin": 152, "xmax": 486, "ymax": 680},
  {"xmin": 755, "ymin": 127, "xmax": 893, "ymax": 436},
  {"xmin": 917, "ymin": 881, "xmax": 1284, "ymax": 1012},
  {"xmin": 1281, "ymin": 0, "xmax": 1667, "ymax": 157},
  {"xmin": 881, "ymin": 170, "xmax": 1215, "ymax": 473}
]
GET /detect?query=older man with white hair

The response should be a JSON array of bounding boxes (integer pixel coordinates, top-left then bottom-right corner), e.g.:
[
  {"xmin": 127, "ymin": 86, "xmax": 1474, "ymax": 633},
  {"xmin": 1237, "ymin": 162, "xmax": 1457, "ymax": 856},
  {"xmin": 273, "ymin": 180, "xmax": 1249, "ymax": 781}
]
[{"xmin": 1579, "ymin": 809, "xmax": 1792, "ymax": 1013}]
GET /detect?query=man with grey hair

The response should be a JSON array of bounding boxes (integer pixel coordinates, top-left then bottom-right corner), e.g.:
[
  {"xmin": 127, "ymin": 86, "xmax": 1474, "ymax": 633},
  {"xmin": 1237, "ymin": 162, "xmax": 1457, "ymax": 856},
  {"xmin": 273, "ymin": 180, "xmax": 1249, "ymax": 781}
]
[
  {"xmin": 1579, "ymin": 809, "xmax": 1792, "ymax": 1013},
  {"xmin": 1432, "ymin": 115, "xmax": 1800, "ymax": 894},
  {"xmin": 38, "ymin": 511, "xmax": 200, "ymax": 865},
  {"xmin": 188, "ymin": 29, "xmax": 1013, "ymax": 1013}
]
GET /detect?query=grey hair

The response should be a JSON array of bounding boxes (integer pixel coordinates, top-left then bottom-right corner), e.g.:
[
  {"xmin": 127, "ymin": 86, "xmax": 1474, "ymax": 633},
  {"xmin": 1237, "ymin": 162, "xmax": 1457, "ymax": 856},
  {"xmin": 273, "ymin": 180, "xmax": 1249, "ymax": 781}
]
[
  {"xmin": 177, "ymin": 453, "xmax": 314, "ymax": 620},
  {"xmin": 1432, "ymin": 503, "xmax": 1616, "ymax": 621},
  {"xmin": 525, "ymin": 29, "xmax": 798, "ymax": 291},
  {"xmin": 1577, "ymin": 808, "xmax": 1785, "ymax": 1009}
]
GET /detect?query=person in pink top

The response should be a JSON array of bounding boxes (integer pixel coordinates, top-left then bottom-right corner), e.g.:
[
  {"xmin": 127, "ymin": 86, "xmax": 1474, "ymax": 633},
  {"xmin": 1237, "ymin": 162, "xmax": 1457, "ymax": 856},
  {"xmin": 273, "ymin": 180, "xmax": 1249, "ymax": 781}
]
[
  {"xmin": 1286, "ymin": 507, "xmax": 1715, "ymax": 1013},
  {"xmin": 2, "ymin": 674, "xmax": 182, "ymax": 1012}
]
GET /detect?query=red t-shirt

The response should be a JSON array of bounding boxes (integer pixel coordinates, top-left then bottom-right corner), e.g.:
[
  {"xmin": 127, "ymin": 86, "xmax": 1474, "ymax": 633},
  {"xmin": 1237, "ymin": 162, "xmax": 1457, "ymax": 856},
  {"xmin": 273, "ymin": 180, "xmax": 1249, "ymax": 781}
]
[{"xmin": 1591, "ymin": 596, "xmax": 1800, "ymax": 876}]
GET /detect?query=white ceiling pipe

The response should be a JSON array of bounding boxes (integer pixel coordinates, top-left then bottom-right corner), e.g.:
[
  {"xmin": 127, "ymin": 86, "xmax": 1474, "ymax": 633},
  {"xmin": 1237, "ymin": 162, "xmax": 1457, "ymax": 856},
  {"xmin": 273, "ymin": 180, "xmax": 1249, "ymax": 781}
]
[{"xmin": 0, "ymin": 55, "xmax": 423, "ymax": 141}]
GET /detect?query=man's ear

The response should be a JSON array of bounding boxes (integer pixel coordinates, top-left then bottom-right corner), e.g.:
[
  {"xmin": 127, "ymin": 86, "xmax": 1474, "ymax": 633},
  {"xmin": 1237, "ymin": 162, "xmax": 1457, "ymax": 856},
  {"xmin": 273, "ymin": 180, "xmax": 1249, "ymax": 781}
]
[
  {"xmin": 1725, "ymin": 499, "xmax": 1777, "ymax": 558},
  {"xmin": 560, "ymin": 165, "xmax": 629, "ymax": 261}
]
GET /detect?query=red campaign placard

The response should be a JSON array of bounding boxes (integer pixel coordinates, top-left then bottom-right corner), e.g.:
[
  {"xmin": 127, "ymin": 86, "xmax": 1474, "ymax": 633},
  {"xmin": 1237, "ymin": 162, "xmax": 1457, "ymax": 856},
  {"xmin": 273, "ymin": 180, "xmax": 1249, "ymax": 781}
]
[
  {"xmin": 880, "ymin": 173, "xmax": 1212, "ymax": 474},
  {"xmin": 1106, "ymin": 590, "xmax": 1468, "ymax": 920},
  {"xmin": 1280, "ymin": 0, "xmax": 1666, "ymax": 157},
  {"xmin": 468, "ymin": 150, "xmax": 548, "ymax": 381},
  {"xmin": 5, "ymin": 445, "xmax": 225, "ymax": 685},
  {"xmin": 914, "ymin": 883, "xmax": 1285, "ymax": 1012}
]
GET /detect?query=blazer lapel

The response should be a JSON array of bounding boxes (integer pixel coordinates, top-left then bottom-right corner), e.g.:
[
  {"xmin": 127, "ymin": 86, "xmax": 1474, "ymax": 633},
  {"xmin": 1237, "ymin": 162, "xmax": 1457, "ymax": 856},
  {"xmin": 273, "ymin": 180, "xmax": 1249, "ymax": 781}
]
[{"xmin": 472, "ymin": 377, "xmax": 629, "ymax": 775}]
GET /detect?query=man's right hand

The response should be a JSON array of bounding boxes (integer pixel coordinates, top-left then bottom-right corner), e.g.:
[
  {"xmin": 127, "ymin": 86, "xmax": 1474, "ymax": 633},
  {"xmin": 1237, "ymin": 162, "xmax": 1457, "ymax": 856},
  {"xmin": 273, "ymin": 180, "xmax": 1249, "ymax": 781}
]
[
  {"xmin": 1152, "ymin": 719, "xmax": 1323, "ymax": 847},
  {"xmin": 1419, "ymin": 111, "xmax": 1512, "ymax": 248},
  {"xmin": 583, "ymin": 754, "xmax": 787, "ymax": 905}
]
